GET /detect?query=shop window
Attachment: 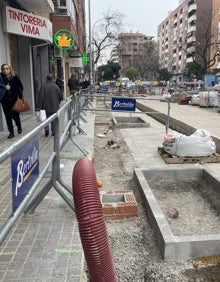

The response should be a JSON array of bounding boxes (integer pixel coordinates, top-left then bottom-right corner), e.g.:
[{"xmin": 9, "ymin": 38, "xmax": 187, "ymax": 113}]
[{"xmin": 9, "ymin": 34, "xmax": 19, "ymax": 74}]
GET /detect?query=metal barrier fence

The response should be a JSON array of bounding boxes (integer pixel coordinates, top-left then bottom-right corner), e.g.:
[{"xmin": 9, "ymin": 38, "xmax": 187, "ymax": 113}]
[
  {"xmin": 0, "ymin": 93, "xmax": 90, "ymax": 245},
  {"xmin": 80, "ymin": 88, "xmax": 171, "ymax": 133},
  {"xmin": 0, "ymin": 88, "xmax": 170, "ymax": 245}
]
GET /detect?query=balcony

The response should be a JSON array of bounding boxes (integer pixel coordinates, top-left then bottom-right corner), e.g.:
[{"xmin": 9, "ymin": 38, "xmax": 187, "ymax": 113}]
[
  {"xmin": 187, "ymin": 46, "xmax": 196, "ymax": 53},
  {"xmin": 187, "ymin": 36, "xmax": 196, "ymax": 44},
  {"xmin": 188, "ymin": 14, "xmax": 196, "ymax": 23},
  {"xmin": 15, "ymin": 0, "xmax": 54, "ymax": 13},
  {"xmin": 188, "ymin": 25, "xmax": 196, "ymax": 33},
  {"xmin": 52, "ymin": 0, "xmax": 59, "ymax": 7},
  {"xmin": 188, "ymin": 3, "xmax": 197, "ymax": 14},
  {"xmin": 186, "ymin": 56, "xmax": 193, "ymax": 63}
]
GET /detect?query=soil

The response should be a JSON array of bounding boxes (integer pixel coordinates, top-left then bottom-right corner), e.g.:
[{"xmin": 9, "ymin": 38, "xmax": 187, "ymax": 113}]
[
  {"xmin": 149, "ymin": 178, "xmax": 220, "ymax": 236},
  {"xmin": 84, "ymin": 99, "xmax": 220, "ymax": 281}
]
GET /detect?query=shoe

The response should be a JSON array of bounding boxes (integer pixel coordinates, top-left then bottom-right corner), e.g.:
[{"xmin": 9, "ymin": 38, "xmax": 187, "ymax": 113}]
[
  {"xmin": 45, "ymin": 131, "xmax": 49, "ymax": 137},
  {"xmin": 18, "ymin": 128, "xmax": 22, "ymax": 134},
  {"xmin": 7, "ymin": 132, "xmax": 14, "ymax": 139},
  {"xmin": 52, "ymin": 133, "xmax": 54, "ymax": 136}
]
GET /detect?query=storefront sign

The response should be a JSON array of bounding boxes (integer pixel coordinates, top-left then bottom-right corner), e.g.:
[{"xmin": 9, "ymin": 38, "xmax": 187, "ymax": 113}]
[
  {"xmin": 3, "ymin": 6, "xmax": 53, "ymax": 42},
  {"xmin": 53, "ymin": 29, "xmax": 75, "ymax": 50},
  {"xmin": 82, "ymin": 53, "xmax": 90, "ymax": 65},
  {"xmin": 69, "ymin": 58, "xmax": 83, "ymax": 68}
]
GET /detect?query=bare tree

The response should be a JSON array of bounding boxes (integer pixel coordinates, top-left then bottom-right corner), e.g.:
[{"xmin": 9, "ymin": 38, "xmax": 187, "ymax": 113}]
[
  {"xmin": 133, "ymin": 40, "xmax": 159, "ymax": 80},
  {"xmin": 92, "ymin": 9, "xmax": 124, "ymax": 65}
]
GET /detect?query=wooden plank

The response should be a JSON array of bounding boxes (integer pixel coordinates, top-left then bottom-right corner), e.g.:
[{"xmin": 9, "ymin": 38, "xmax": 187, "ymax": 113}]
[{"xmin": 158, "ymin": 147, "xmax": 220, "ymax": 164}]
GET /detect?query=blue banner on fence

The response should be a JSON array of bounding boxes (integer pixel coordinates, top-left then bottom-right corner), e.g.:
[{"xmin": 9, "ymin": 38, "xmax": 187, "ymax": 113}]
[
  {"xmin": 11, "ymin": 137, "xmax": 39, "ymax": 212},
  {"xmin": 101, "ymin": 86, "xmax": 108, "ymax": 92},
  {"xmin": 111, "ymin": 97, "xmax": 136, "ymax": 111}
]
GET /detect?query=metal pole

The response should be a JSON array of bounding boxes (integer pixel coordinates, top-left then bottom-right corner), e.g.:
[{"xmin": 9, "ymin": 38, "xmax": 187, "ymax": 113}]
[
  {"xmin": 88, "ymin": 0, "xmax": 92, "ymax": 86},
  {"xmin": 91, "ymin": 17, "xmax": 113, "ymax": 85},
  {"xmin": 166, "ymin": 98, "xmax": 171, "ymax": 134}
]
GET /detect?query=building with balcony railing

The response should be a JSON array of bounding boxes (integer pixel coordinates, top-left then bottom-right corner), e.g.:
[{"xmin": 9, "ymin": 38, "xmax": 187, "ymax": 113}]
[
  {"xmin": 210, "ymin": 0, "xmax": 220, "ymax": 71},
  {"xmin": 50, "ymin": 0, "xmax": 86, "ymax": 95},
  {"xmin": 0, "ymin": 0, "xmax": 86, "ymax": 130},
  {"xmin": 158, "ymin": 0, "xmax": 214, "ymax": 82},
  {"xmin": 110, "ymin": 47, "xmax": 119, "ymax": 63}
]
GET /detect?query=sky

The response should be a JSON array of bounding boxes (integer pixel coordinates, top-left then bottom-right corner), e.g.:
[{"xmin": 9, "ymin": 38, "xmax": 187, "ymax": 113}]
[{"xmin": 87, "ymin": 0, "xmax": 181, "ymax": 38}]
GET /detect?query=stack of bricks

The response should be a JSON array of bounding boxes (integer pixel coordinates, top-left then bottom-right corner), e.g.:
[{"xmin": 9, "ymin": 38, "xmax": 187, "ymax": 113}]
[{"xmin": 100, "ymin": 190, "xmax": 138, "ymax": 220}]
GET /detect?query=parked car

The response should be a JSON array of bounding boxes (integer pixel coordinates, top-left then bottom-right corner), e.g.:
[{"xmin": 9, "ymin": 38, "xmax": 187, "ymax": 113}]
[
  {"xmin": 127, "ymin": 81, "xmax": 136, "ymax": 88},
  {"xmin": 213, "ymin": 84, "xmax": 220, "ymax": 91},
  {"xmin": 141, "ymin": 81, "xmax": 152, "ymax": 89}
]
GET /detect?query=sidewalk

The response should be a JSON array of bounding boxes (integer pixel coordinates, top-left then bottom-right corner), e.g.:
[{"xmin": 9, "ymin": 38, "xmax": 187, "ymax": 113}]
[
  {"xmin": 0, "ymin": 109, "xmax": 95, "ymax": 282},
  {"xmin": 0, "ymin": 96, "xmax": 220, "ymax": 281},
  {"xmin": 113, "ymin": 98, "xmax": 220, "ymax": 176}
]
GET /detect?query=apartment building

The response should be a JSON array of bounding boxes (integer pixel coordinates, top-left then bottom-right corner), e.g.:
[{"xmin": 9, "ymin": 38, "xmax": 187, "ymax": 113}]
[
  {"xmin": 0, "ymin": 0, "xmax": 86, "ymax": 130},
  {"xmin": 110, "ymin": 47, "xmax": 119, "ymax": 63},
  {"xmin": 210, "ymin": 0, "xmax": 220, "ymax": 71},
  {"xmin": 117, "ymin": 32, "xmax": 154, "ymax": 71},
  {"xmin": 158, "ymin": 0, "xmax": 215, "ymax": 83}
]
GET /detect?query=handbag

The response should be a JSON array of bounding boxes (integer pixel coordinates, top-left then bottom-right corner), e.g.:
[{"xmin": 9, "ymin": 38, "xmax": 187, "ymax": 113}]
[
  {"xmin": 12, "ymin": 97, "xmax": 31, "ymax": 112},
  {"xmin": 35, "ymin": 109, "xmax": 46, "ymax": 122}
]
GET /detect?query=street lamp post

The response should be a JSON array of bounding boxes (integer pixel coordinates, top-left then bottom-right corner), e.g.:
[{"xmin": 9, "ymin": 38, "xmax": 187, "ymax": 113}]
[
  {"xmin": 91, "ymin": 18, "xmax": 106, "ymax": 85},
  {"xmin": 91, "ymin": 16, "xmax": 113, "ymax": 85},
  {"xmin": 88, "ymin": 0, "xmax": 114, "ymax": 86},
  {"xmin": 88, "ymin": 0, "xmax": 104, "ymax": 86},
  {"xmin": 88, "ymin": 0, "xmax": 92, "ymax": 87}
]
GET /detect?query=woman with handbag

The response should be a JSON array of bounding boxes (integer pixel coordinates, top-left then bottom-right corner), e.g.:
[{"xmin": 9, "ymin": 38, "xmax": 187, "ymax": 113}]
[{"xmin": 0, "ymin": 64, "xmax": 23, "ymax": 139}]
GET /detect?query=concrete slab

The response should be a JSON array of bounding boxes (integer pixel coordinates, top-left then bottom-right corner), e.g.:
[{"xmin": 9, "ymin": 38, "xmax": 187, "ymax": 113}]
[
  {"xmin": 134, "ymin": 166, "xmax": 220, "ymax": 261},
  {"xmin": 112, "ymin": 116, "xmax": 150, "ymax": 128}
]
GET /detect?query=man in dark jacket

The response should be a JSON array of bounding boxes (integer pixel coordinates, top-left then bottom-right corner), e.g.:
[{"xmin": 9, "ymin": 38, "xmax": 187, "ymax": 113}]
[
  {"xmin": 67, "ymin": 74, "xmax": 79, "ymax": 95},
  {"xmin": 37, "ymin": 73, "xmax": 63, "ymax": 137}
]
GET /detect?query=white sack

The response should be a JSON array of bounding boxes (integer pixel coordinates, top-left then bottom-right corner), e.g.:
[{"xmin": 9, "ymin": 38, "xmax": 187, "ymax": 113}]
[
  {"xmin": 163, "ymin": 129, "xmax": 216, "ymax": 157},
  {"xmin": 191, "ymin": 94, "xmax": 200, "ymax": 105}
]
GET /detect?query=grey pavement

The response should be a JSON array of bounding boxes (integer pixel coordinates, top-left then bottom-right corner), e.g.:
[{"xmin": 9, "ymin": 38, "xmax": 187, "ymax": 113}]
[
  {"xmin": 112, "ymin": 96, "xmax": 220, "ymax": 172},
  {"xmin": 0, "ymin": 95, "xmax": 220, "ymax": 281}
]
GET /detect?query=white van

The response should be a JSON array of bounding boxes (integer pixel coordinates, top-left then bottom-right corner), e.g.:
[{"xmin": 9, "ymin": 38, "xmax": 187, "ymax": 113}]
[{"xmin": 118, "ymin": 77, "xmax": 130, "ymax": 88}]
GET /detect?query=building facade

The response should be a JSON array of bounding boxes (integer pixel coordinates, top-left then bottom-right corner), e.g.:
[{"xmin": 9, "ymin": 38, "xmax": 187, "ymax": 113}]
[
  {"xmin": 110, "ymin": 47, "xmax": 119, "ymax": 63},
  {"xmin": 50, "ymin": 0, "xmax": 86, "ymax": 96},
  {"xmin": 210, "ymin": 0, "xmax": 220, "ymax": 71},
  {"xmin": 158, "ymin": 0, "xmax": 187, "ymax": 82},
  {"xmin": 158, "ymin": 0, "xmax": 216, "ymax": 83},
  {"xmin": 0, "ymin": 0, "xmax": 54, "ymax": 130},
  {"xmin": 0, "ymin": 0, "xmax": 86, "ymax": 130},
  {"xmin": 117, "ymin": 32, "xmax": 154, "ymax": 71}
]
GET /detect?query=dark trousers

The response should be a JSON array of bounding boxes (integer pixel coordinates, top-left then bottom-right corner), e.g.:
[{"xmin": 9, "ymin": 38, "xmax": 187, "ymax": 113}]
[
  {"xmin": 1, "ymin": 102, "xmax": 21, "ymax": 133},
  {"xmin": 44, "ymin": 112, "xmax": 55, "ymax": 135}
]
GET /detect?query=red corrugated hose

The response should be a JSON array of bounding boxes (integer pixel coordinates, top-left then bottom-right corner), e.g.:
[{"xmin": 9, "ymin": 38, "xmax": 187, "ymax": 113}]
[{"xmin": 72, "ymin": 157, "xmax": 117, "ymax": 282}]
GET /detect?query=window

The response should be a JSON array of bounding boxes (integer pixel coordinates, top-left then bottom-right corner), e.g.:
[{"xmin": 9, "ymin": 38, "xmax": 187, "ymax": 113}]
[{"xmin": 60, "ymin": 0, "xmax": 66, "ymax": 6}]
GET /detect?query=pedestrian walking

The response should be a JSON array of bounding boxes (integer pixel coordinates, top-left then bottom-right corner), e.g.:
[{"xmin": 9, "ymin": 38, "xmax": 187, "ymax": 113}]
[
  {"xmin": 67, "ymin": 74, "xmax": 80, "ymax": 95},
  {"xmin": 56, "ymin": 76, "xmax": 64, "ymax": 93},
  {"xmin": 0, "ymin": 63, "xmax": 23, "ymax": 139},
  {"xmin": 37, "ymin": 73, "xmax": 63, "ymax": 137}
]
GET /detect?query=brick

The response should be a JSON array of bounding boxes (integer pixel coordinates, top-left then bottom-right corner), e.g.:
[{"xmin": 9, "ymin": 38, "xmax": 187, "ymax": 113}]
[
  {"xmin": 101, "ymin": 191, "xmax": 138, "ymax": 220},
  {"xmin": 102, "ymin": 203, "xmax": 115, "ymax": 215}
]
